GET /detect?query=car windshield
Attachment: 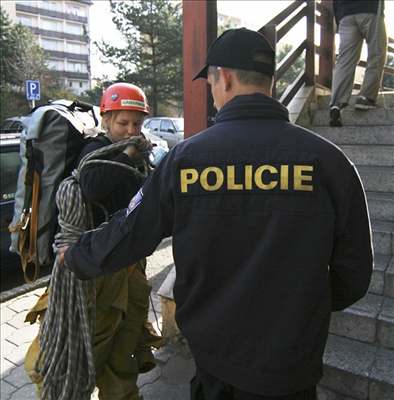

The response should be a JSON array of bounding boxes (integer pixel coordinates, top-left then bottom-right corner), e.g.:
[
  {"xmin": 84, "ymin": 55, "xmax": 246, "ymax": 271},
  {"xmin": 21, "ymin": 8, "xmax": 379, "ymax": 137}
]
[{"xmin": 173, "ymin": 119, "xmax": 184, "ymax": 132}]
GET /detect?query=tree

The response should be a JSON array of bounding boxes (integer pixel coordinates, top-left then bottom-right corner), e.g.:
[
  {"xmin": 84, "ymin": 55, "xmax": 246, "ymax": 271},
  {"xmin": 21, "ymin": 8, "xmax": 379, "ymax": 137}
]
[
  {"xmin": 275, "ymin": 43, "xmax": 304, "ymax": 99},
  {"xmin": 0, "ymin": 8, "xmax": 76, "ymax": 123},
  {"xmin": 79, "ymin": 78, "xmax": 114, "ymax": 106},
  {"xmin": 1, "ymin": 8, "xmax": 48, "ymax": 92},
  {"xmin": 97, "ymin": 0, "xmax": 183, "ymax": 116}
]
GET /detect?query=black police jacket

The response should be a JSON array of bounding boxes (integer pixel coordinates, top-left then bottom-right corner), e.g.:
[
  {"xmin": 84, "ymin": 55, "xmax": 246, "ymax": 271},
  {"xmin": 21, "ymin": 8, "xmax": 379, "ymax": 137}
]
[{"xmin": 65, "ymin": 93, "xmax": 373, "ymax": 396}]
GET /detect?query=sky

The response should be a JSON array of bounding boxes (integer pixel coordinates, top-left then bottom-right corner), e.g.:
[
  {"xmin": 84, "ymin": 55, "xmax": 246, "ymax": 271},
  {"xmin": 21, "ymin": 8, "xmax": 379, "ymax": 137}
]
[{"xmin": 89, "ymin": 0, "xmax": 394, "ymax": 81}]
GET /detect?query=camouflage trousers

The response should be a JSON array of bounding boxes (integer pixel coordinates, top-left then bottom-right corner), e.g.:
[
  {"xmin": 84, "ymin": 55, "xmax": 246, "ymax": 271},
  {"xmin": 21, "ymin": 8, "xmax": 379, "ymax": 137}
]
[{"xmin": 25, "ymin": 262, "xmax": 164, "ymax": 400}]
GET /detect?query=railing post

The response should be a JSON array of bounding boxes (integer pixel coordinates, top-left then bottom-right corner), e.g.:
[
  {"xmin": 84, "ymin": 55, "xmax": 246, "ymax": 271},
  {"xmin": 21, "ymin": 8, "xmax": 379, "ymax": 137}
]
[
  {"xmin": 318, "ymin": 1, "xmax": 335, "ymax": 88},
  {"xmin": 259, "ymin": 24, "xmax": 277, "ymax": 98},
  {"xmin": 183, "ymin": 0, "xmax": 217, "ymax": 138},
  {"xmin": 305, "ymin": 0, "xmax": 315, "ymax": 86}
]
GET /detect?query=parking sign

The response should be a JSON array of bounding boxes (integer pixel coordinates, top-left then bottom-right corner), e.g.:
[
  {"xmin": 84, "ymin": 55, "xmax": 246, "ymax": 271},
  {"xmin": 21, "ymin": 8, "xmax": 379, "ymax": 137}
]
[{"xmin": 26, "ymin": 80, "xmax": 41, "ymax": 101}]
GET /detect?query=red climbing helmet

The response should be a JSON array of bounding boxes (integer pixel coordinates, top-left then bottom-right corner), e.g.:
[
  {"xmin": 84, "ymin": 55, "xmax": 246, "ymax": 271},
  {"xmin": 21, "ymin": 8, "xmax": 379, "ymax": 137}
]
[{"xmin": 100, "ymin": 83, "xmax": 149, "ymax": 115}]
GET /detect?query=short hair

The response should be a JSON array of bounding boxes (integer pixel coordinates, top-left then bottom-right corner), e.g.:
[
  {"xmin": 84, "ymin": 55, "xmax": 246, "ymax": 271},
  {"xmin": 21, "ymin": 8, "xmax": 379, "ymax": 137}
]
[{"xmin": 208, "ymin": 65, "xmax": 272, "ymax": 88}]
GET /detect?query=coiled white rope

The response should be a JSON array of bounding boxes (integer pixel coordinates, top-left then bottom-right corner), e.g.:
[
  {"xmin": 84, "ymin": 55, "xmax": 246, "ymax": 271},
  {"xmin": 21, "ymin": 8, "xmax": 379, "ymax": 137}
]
[{"xmin": 35, "ymin": 138, "xmax": 149, "ymax": 400}]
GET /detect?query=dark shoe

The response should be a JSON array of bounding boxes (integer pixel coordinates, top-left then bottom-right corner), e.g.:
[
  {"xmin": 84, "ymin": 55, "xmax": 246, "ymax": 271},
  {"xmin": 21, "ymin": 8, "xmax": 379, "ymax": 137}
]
[
  {"xmin": 330, "ymin": 106, "xmax": 342, "ymax": 127},
  {"xmin": 355, "ymin": 96, "xmax": 376, "ymax": 110}
]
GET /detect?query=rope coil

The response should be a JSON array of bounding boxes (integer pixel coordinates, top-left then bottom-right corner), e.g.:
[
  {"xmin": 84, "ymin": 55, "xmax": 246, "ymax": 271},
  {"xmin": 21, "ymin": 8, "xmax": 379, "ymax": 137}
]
[{"xmin": 35, "ymin": 137, "xmax": 149, "ymax": 400}]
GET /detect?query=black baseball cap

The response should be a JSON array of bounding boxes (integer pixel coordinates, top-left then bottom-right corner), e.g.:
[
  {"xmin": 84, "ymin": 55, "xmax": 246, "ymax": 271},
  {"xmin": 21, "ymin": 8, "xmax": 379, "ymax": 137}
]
[{"xmin": 193, "ymin": 28, "xmax": 275, "ymax": 81}]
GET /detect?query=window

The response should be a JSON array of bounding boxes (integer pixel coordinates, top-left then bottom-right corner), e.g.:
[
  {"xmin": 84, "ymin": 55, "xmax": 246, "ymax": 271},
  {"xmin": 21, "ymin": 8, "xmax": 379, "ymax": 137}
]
[
  {"xmin": 42, "ymin": 18, "xmax": 63, "ymax": 32},
  {"xmin": 161, "ymin": 120, "xmax": 175, "ymax": 133},
  {"xmin": 66, "ymin": 22, "xmax": 83, "ymax": 36},
  {"xmin": 173, "ymin": 118, "xmax": 184, "ymax": 132},
  {"xmin": 149, "ymin": 120, "xmax": 160, "ymax": 132},
  {"xmin": 16, "ymin": 13, "xmax": 37, "ymax": 27},
  {"xmin": 17, "ymin": 1, "xmax": 38, "ymax": 7},
  {"xmin": 39, "ymin": 1, "xmax": 63, "ymax": 12},
  {"xmin": 41, "ymin": 38, "xmax": 64, "ymax": 52},
  {"xmin": 0, "ymin": 149, "xmax": 20, "ymax": 202},
  {"xmin": 47, "ymin": 59, "xmax": 64, "ymax": 71},
  {"xmin": 66, "ymin": 2, "xmax": 86, "ymax": 17},
  {"xmin": 66, "ymin": 61, "xmax": 87, "ymax": 73},
  {"xmin": 66, "ymin": 41, "xmax": 88, "ymax": 54}
]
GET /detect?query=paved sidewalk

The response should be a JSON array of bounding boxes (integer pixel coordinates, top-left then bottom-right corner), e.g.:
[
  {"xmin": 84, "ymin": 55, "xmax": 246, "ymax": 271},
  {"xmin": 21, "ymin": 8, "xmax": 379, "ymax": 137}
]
[{"xmin": 1, "ymin": 239, "xmax": 195, "ymax": 400}]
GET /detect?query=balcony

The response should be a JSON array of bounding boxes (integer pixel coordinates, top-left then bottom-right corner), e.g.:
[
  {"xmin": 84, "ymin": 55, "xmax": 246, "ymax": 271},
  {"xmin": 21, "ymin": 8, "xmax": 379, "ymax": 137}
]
[
  {"xmin": 44, "ymin": 50, "xmax": 89, "ymax": 62},
  {"xmin": 16, "ymin": 3, "xmax": 88, "ymax": 24},
  {"xmin": 29, "ymin": 27, "xmax": 88, "ymax": 43},
  {"xmin": 49, "ymin": 70, "xmax": 90, "ymax": 80}
]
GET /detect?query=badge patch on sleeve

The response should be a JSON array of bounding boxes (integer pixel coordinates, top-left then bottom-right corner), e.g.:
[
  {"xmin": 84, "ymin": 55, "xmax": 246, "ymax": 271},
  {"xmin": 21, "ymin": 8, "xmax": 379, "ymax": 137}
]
[{"xmin": 126, "ymin": 188, "xmax": 143, "ymax": 217}]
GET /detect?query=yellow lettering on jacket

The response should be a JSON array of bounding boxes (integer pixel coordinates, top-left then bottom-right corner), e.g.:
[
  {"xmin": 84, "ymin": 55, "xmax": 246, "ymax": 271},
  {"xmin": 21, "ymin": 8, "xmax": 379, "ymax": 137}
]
[
  {"xmin": 294, "ymin": 165, "xmax": 314, "ymax": 191},
  {"xmin": 179, "ymin": 164, "xmax": 314, "ymax": 193},
  {"xmin": 227, "ymin": 165, "xmax": 243, "ymax": 190},
  {"xmin": 254, "ymin": 165, "xmax": 278, "ymax": 190},
  {"xmin": 280, "ymin": 165, "xmax": 289, "ymax": 190},
  {"xmin": 180, "ymin": 168, "xmax": 198, "ymax": 193},
  {"xmin": 200, "ymin": 167, "xmax": 224, "ymax": 191},
  {"xmin": 244, "ymin": 165, "xmax": 253, "ymax": 190}
]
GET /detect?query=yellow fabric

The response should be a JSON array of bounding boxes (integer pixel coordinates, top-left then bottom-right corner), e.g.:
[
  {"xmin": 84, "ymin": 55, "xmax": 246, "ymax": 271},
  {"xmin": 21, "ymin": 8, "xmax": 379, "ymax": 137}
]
[{"xmin": 25, "ymin": 261, "xmax": 162, "ymax": 400}]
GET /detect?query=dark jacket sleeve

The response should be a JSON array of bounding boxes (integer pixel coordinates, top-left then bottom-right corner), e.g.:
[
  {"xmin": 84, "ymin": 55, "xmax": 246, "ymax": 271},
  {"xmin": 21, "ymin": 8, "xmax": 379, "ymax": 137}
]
[
  {"xmin": 329, "ymin": 166, "xmax": 373, "ymax": 311},
  {"xmin": 64, "ymin": 151, "xmax": 175, "ymax": 279}
]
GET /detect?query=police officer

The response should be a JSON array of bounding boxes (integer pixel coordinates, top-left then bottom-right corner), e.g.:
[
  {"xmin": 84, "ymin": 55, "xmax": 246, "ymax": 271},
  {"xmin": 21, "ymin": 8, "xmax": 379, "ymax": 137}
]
[{"xmin": 62, "ymin": 28, "xmax": 373, "ymax": 400}]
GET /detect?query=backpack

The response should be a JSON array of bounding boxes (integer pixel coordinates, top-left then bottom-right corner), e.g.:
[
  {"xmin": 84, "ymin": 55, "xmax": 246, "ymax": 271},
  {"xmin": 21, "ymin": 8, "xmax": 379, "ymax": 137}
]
[{"xmin": 9, "ymin": 99, "xmax": 101, "ymax": 282}]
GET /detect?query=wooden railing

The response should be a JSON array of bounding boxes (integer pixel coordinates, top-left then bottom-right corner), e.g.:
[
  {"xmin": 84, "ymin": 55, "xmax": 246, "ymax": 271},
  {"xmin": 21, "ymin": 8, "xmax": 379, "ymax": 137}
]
[
  {"xmin": 260, "ymin": 0, "xmax": 394, "ymax": 106},
  {"xmin": 259, "ymin": 0, "xmax": 315, "ymax": 106},
  {"xmin": 182, "ymin": 0, "xmax": 393, "ymax": 137}
]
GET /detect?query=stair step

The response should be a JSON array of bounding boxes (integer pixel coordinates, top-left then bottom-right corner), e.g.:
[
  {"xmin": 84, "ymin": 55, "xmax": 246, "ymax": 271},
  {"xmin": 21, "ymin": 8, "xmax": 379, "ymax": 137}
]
[
  {"xmin": 322, "ymin": 335, "xmax": 394, "ymax": 399},
  {"xmin": 339, "ymin": 144, "xmax": 394, "ymax": 167},
  {"xmin": 369, "ymin": 346, "xmax": 394, "ymax": 400},
  {"xmin": 377, "ymin": 297, "xmax": 394, "ymax": 349},
  {"xmin": 329, "ymin": 293, "xmax": 394, "ymax": 348},
  {"xmin": 386, "ymin": 258, "xmax": 394, "ymax": 298},
  {"xmin": 316, "ymin": 93, "xmax": 394, "ymax": 109},
  {"xmin": 371, "ymin": 220, "xmax": 394, "ymax": 256},
  {"xmin": 313, "ymin": 108, "xmax": 394, "ymax": 126},
  {"xmin": 367, "ymin": 192, "xmax": 394, "ymax": 222},
  {"xmin": 313, "ymin": 126, "xmax": 394, "ymax": 145},
  {"xmin": 357, "ymin": 166, "xmax": 394, "ymax": 193},
  {"xmin": 329, "ymin": 294, "xmax": 382, "ymax": 344},
  {"xmin": 370, "ymin": 254, "xmax": 391, "ymax": 296}
]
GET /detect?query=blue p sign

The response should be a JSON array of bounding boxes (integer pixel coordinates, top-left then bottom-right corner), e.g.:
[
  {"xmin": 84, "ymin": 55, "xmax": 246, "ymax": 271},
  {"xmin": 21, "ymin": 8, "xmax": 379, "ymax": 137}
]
[{"xmin": 26, "ymin": 80, "xmax": 41, "ymax": 101}]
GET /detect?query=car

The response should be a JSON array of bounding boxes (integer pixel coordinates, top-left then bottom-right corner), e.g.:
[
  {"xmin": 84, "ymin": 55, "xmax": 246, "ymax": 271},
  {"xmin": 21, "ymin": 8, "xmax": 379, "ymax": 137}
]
[
  {"xmin": 143, "ymin": 117, "xmax": 184, "ymax": 149},
  {"xmin": 0, "ymin": 117, "xmax": 25, "ymax": 134},
  {"xmin": 0, "ymin": 133, "xmax": 22, "ymax": 272}
]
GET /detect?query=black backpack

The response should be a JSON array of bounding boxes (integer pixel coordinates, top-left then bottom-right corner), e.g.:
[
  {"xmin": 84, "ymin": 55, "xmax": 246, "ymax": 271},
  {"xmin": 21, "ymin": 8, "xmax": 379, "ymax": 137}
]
[{"xmin": 9, "ymin": 100, "xmax": 100, "ymax": 281}]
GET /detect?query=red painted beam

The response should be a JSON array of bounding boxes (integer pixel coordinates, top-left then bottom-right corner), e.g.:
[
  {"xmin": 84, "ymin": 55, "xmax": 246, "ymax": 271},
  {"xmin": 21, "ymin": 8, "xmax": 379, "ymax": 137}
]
[{"xmin": 183, "ymin": 0, "xmax": 217, "ymax": 138}]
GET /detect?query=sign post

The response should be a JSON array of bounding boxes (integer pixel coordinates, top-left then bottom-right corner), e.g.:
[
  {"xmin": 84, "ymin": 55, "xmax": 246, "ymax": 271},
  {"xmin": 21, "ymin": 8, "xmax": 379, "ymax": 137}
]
[{"xmin": 26, "ymin": 80, "xmax": 41, "ymax": 109}]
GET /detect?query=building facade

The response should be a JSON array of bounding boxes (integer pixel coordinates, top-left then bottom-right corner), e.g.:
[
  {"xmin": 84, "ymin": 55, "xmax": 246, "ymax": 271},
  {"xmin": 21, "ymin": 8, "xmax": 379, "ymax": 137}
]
[{"xmin": 5, "ymin": 0, "xmax": 93, "ymax": 95}]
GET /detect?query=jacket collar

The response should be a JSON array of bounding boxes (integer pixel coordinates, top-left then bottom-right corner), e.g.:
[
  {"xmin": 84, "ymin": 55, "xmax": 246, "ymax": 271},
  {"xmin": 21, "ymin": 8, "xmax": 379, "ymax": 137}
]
[{"xmin": 215, "ymin": 93, "xmax": 289, "ymax": 123}]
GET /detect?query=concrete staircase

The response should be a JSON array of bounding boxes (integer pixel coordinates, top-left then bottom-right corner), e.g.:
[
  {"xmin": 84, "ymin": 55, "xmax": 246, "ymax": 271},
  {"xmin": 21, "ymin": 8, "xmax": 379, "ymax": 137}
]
[{"xmin": 309, "ymin": 93, "xmax": 394, "ymax": 400}]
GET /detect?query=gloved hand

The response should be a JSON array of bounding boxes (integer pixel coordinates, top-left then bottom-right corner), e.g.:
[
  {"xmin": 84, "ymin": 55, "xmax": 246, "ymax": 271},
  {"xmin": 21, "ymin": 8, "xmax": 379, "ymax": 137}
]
[{"xmin": 123, "ymin": 136, "xmax": 153, "ymax": 159}]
